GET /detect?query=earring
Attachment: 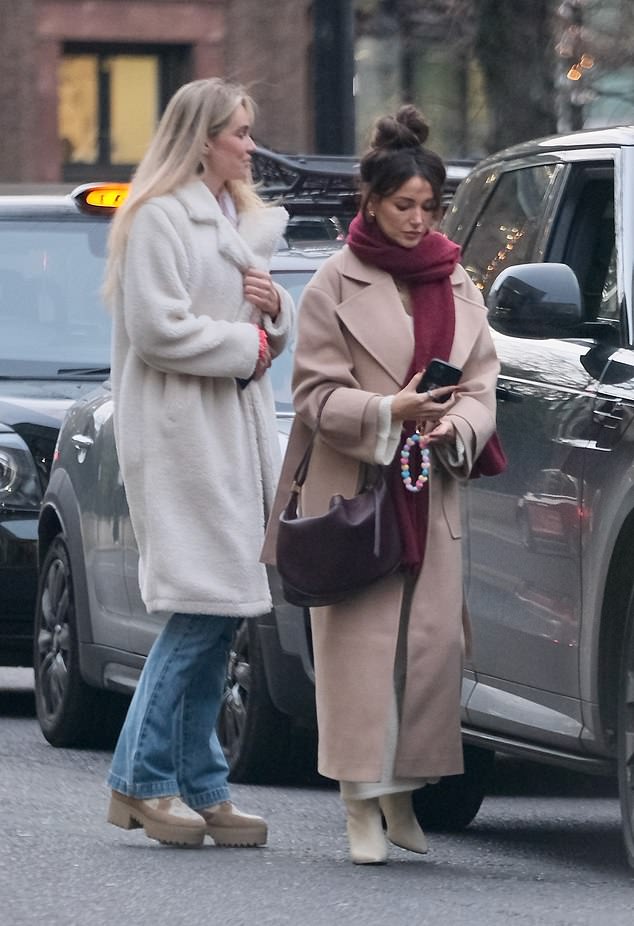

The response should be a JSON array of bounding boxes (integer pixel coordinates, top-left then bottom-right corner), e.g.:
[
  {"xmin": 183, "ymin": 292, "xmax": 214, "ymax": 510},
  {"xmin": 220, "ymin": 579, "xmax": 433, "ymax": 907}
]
[{"xmin": 368, "ymin": 210, "xmax": 375, "ymax": 218}]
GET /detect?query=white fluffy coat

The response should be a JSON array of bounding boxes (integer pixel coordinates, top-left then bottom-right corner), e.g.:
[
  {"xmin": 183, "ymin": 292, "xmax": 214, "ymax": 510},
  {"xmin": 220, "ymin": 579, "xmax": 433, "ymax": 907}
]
[{"xmin": 110, "ymin": 179, "xmax": 292, "ymax": 616}]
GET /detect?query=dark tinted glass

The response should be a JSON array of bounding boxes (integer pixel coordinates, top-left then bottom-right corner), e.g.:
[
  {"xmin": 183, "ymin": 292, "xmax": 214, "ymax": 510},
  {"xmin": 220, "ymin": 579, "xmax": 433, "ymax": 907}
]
[{"xmin": 459, "ymin": 164, "xmax": 560, "ymax": 297}]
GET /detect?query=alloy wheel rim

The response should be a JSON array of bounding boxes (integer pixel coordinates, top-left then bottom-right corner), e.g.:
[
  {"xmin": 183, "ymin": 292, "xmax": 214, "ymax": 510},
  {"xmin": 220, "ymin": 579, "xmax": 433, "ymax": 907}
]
[
  {"xmin": 36, "ymin": 556, "xmax": 71, "ymax": 718},
  {"xmin": 219, "ymin": 621, "xmax": 250, "ymax": 762},
  {"xmin": 621, "ymin": 642, "xmax": 634, "ymax": 854}
]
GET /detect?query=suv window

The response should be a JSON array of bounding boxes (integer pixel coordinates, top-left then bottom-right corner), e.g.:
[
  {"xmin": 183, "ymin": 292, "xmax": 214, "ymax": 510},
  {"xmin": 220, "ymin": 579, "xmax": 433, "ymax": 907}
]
[
  {"xmin": 0, "ymin": 218, "xmax": 110, "ymax": 373},
  {"xmin": 460, "ymin": 164, "xmax": 561, "ymax": 297},
  {"xmin": 554, "ymin": 172, "xmax": 618, "ymax": 327}
]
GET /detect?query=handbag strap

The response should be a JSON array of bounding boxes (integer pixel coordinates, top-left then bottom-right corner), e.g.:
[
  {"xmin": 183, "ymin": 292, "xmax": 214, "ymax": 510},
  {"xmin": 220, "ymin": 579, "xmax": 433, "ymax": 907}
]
[
  {"xmin": 291, "ymin": 389, "xmax": 337, "ymax": 490},
  {"xmin": 287, "ymin": 389, "xmax": 388, "ymax": 559}
]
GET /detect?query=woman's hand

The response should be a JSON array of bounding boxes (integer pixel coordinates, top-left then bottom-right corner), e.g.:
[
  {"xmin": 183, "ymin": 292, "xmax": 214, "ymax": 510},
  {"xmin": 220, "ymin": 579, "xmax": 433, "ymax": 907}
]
[
  {"xmin": 251, "ymin": 326, "xmax": 272, "ymax": 381},
  {"xmin": 391, "ymin": 371, "xmax": 458, "ymax": 423},
  {"xmin": 425, "ymin": 418, "xmax": 457, "ymax": 445},
  {"xmin": 244, "ymin": 268, "xmax": 280, "ymax": 319},
  {"xmin": 252, "ymin": 344, "xmax": 272, "ymax": 380}
]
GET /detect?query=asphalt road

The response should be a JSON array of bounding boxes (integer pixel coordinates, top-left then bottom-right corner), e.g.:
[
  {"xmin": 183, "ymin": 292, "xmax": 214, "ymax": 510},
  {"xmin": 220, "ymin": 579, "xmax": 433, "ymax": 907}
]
[{"xmin": 2, "ymin": 667, "xmax": 633, "ymax": 926}]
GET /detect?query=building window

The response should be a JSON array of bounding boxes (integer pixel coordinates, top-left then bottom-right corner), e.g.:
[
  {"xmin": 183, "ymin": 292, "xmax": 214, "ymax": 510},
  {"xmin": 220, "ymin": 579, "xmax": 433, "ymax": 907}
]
[{"xmin": 58, "ymin": 45, "xmax": 190, "ymax": 181}]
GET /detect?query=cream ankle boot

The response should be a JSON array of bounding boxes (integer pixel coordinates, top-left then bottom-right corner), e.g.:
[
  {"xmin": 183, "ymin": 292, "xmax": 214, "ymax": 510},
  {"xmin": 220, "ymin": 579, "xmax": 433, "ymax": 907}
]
[
  {"xmin": 344, "ymin": 797, "xmax": 388, "ymax": 865},
  {"xmin": 378, "ymin": 791, "xmax": 428, "ymax": 854}
]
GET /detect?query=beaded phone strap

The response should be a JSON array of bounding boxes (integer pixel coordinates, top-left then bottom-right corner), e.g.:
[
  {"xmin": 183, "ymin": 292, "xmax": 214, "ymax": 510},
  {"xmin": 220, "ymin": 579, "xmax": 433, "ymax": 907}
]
[{"xmin": 400, "ymin": 428, "xmax": 431, "ymax": 493}]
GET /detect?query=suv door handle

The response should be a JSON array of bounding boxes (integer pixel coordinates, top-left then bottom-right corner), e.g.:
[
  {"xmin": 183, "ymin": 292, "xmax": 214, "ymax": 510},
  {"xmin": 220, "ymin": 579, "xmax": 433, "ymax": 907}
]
[
  {"xmin": 71, "ymin": 433, "xmax": 94, "ymax": 463},
  {"xmin": 496, "ymin": 385, "xmax": 522, "ymax": 403}
]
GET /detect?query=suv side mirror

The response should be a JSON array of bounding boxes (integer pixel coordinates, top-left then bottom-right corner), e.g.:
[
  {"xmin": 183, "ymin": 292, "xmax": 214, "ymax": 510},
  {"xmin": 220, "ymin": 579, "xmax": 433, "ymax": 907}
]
[{"xmin": 486, "ymin": 263, "xmax": 583, "ymax": 339}]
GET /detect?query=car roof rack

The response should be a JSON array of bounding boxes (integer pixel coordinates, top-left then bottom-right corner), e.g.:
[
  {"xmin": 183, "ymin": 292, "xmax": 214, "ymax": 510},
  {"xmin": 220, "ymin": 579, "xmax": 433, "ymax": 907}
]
[
  {"xmin": 252, "ymin": 146, "xmax": 476, "ymax": 216},
  {"xmin": 252, "ymin": 147, "xmax": 359, "ymax": 216}
]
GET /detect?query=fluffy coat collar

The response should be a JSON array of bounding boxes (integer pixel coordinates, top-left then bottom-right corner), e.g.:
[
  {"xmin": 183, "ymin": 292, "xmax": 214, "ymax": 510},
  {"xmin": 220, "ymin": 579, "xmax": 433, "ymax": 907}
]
[{"xmin": 172, "ymin": 180, "xmax": 287, "ymax": 272}]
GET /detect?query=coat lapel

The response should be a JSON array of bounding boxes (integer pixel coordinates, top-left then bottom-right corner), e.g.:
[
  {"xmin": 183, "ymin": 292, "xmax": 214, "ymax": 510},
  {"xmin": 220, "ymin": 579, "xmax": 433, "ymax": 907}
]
[
  {"xmin": 239, "ymin": 206, "xmax": 289, "ymax": 266},
  {"xmin": 446, "ymin": 267, "xmax": 490, "ymax": 372},
  {"xmin": 174, "ymin": 180, "xmax": 256, "ymax": 270},
  {"xmin": 336, "ymin": 249, "xmax": 413, "ymax": 388}
]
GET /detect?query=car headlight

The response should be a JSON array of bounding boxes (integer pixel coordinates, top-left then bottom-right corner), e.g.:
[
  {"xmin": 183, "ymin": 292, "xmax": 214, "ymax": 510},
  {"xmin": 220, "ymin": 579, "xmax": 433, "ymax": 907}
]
[{"xmin": 0, "ymin": 431, "xmax": 43, "ymax": 510}]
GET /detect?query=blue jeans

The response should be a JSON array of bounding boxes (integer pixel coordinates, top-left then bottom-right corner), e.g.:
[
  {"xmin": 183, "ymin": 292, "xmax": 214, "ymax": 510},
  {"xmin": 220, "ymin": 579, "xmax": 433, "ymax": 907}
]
[{"xmin": 107, "ymin": 612, "xmax": 238, "ymax": 809}]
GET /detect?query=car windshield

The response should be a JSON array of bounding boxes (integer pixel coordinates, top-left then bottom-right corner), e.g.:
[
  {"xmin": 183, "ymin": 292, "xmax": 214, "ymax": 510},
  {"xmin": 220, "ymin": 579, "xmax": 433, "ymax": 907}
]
[{"xmin": 0, "ymin": 218, "xmax": 111, "ymax": 377}]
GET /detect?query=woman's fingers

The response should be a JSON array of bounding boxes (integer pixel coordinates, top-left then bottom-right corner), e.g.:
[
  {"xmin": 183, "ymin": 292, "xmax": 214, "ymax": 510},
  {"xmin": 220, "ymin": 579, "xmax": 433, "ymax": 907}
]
[
  {"xmin": 252, "ymin": 346, "xmax": 272, "ymax": 380},
  {"xmin": 392, "ymin": 381, "xmax": 458, "ymax": 421},
  {"xmin": 244, "ymin": 268, "xmax": 280, "ymax": 317},
  {"xmin": 426, "ymin": 384, "xmax": 457, "ymax": 404},
  {"xmin": 426, "ymin": 419, "xmax": 456, "ymax": 444},
  {"xmin": 408, "ymin": 371, "xmax": 424, "ymax": 391}
]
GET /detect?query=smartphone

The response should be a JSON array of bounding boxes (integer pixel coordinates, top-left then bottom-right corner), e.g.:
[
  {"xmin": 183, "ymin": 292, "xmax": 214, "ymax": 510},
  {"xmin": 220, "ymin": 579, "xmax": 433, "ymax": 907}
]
[{"xmin": 417, "ymin": 358, "xmax": 462, "ymax": 400}]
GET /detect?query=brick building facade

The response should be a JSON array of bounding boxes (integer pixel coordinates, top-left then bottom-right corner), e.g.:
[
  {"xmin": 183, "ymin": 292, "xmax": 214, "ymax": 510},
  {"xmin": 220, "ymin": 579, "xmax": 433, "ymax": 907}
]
[{"xmin": 0, "ymin": 0, "xmax": 313, "ymax": 182}]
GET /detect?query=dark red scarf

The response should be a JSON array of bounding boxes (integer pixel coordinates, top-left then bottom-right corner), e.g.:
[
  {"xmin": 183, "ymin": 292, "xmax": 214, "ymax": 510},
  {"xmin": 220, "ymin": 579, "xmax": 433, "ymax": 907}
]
[{"xmin": 347, "ymin": 213, "xmax": 460, "ymax": 570}]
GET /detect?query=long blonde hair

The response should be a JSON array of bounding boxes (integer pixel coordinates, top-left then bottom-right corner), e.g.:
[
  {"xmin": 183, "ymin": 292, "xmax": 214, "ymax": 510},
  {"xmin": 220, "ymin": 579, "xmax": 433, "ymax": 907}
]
[{"xmin": 103, "ymin": 77, "xmax": 262, "ymax": 302}]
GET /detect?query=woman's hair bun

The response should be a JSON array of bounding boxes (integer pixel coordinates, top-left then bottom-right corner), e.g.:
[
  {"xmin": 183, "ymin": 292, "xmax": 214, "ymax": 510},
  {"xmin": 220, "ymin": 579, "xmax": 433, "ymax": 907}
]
[{"xmin": 370, "ymin": 105, "xmax": 430, "ymax": 151}]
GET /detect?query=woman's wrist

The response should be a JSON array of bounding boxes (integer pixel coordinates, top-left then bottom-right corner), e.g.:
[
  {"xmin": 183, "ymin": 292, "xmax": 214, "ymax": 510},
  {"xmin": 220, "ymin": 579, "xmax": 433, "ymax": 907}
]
[
  {"xmin": 257, "ymin": 327, "xmax": 269, "ymax": 364},
  {"xmin": 268, "ymin": 287, "xmax": 281, "ymax": 321}
]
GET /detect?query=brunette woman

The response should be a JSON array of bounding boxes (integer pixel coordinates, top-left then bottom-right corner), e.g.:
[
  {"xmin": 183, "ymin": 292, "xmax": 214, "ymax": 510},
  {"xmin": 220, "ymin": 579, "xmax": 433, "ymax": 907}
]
[{"xmin": 263, "ymin": 106, "xmax": 502, "ymax": 864}]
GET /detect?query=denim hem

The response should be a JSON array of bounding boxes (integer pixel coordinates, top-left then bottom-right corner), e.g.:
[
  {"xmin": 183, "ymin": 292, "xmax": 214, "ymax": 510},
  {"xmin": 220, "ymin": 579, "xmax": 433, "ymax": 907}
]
[
  {"xmin": 182, "ymin": 785, "xmax": 231, "ymax": 809},
  {"xmin": 107, "ymin": 773, "xmax": 180, "ymax": 798}
]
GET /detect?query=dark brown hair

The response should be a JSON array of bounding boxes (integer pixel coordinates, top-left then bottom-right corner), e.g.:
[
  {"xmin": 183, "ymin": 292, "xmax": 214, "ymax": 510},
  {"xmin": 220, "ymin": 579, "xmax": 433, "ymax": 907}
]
[{"xmin": 359, "ymin": 105, "xmax": 446, "ymax": 217}]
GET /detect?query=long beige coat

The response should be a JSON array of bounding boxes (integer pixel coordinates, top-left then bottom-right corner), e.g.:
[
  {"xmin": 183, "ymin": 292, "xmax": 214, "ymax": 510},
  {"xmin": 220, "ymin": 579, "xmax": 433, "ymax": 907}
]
[{"xmin": 262, "ymin": 245, "xmax": 499, "ymax": 782}]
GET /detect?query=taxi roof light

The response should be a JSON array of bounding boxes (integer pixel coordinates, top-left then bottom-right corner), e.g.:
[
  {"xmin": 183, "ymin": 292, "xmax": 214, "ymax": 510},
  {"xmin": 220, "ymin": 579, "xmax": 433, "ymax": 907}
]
[{"xmin": 71, "ymin": 182, "xmax": 129, "ymax": 215}]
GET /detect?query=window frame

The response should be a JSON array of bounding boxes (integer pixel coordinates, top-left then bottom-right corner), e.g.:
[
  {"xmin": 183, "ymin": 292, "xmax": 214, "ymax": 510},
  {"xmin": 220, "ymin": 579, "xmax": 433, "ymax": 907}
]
[
  {"xmin": 450, "ymin": 159, "xmax": 565, "ymax": 299},
  {"xmin": 60, "ymin": 42, "xmax": 191, "ymax": 183},
  {"xmin": 547, "ymin": 163, "xmax": 620, "ymax": 333}
]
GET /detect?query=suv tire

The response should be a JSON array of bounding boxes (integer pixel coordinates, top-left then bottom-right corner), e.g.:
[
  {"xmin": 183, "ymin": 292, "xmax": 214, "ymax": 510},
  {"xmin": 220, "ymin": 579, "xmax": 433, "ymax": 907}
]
[
  {"xmin": 33, "ymin": 534, "xmax": 126, "ymax": 748},
  {"xmin": 617, "ymin": 582, "xmax": 634, "ymax": 869},
  {"xmin": 413, "ymin": 743, "xmax": 494, "ymax": 831},
  {"xmin": 219, "ymin": 619, "xmax": 297, "ymax": 784}
]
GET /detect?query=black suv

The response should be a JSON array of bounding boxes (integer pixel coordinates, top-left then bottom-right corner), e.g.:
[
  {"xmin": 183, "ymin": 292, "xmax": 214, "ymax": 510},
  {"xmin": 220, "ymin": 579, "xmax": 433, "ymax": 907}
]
[{"xmin": 443, "ymin": 125, "xmax": 634, "ymax": 868}]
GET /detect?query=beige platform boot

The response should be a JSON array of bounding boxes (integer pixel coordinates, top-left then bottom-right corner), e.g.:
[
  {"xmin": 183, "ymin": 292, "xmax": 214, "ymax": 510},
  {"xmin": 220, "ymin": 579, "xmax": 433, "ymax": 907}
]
[
  {"xmin": 107, "ymin": 791, "xmax": 206, "ymax": 847},
  {"xmin": 378, "ymin": 791, "xmax": 428, "ymax": 854},
  {"xmin": 197, "ymin": 801, "xmax": 267, "ymax": 847},
  {"xmin": 343, "ymin": 797, "xmax": 388, "ymax": 865}
]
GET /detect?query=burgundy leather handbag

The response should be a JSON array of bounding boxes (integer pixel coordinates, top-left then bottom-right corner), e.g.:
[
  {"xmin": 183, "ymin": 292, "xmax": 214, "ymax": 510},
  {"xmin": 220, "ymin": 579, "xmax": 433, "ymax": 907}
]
[{"xmin": 276, "ymin": 407, "xmax": 403, "ymax": 609}]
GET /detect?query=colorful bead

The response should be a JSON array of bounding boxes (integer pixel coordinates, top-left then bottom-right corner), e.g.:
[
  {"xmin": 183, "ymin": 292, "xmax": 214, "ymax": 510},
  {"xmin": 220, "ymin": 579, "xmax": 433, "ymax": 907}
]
[{"xmin": 400, "ymin": 431, "xmax": 431, "ymax": 493}]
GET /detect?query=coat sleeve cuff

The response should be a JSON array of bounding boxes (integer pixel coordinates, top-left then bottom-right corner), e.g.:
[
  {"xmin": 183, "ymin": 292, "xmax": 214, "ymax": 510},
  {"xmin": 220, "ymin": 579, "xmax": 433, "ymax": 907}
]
[{"xmin": 262, "ymin": 284, "xmax": 293, "ymax": 343}]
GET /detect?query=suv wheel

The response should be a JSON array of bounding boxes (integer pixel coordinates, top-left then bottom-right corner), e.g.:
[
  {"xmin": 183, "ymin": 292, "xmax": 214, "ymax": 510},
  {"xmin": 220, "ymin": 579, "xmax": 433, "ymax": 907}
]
[
  {"xmin": 34, "ymin": 534, "xmax": 126, "ymax": 748},
  {"xmin": 219, "ymin": 619, "xmax": 294, "ymax": 783},
  {"xmin": 413, "ymin": 744, "xmax": 494, "ymax": 831},
  {"xmin": 617, "ymin": 585, "xmax": 634, "ymax": 869}
]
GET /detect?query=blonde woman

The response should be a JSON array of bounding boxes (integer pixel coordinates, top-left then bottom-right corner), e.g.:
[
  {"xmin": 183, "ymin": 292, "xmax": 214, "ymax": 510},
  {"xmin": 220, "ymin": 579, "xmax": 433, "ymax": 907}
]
[{"xmin": 104, "ymin": 78, "xmax": 293, "ymax": 848}]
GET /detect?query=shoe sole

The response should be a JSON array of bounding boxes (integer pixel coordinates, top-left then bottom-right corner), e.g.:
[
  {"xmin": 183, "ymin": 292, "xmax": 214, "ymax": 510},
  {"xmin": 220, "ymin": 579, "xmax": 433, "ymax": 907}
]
[
  {"xmin": 388, "ymin": 837, "xmax": 428, "ymax": 854},
  {"xmin": 107, "ymin": 793, "xmax": 205, "ymax": 847},
  {"xmin": 205, "ymin": 824, "xmax": 268, "ymax": 847}
]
